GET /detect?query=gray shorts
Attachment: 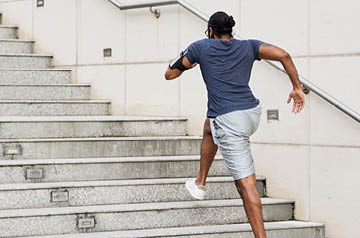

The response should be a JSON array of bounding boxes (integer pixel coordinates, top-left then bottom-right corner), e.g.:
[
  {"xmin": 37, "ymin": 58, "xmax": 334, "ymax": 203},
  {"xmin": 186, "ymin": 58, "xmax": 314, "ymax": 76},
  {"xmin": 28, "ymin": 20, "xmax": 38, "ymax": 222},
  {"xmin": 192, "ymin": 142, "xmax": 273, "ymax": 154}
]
[{"xmin": 209, "ymin": 104, "xmax": 262, "ymax": 180}]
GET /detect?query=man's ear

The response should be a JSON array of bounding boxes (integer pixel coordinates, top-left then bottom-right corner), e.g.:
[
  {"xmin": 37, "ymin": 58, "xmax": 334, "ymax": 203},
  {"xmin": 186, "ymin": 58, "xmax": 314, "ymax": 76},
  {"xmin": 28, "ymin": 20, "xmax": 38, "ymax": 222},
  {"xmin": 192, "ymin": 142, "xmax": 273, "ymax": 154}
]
[
  {"xmin": 209, "ymin": 27, "xmax": 215, "ymax": 39},
  {"xmin": 182, "ymin": 55, "xmax": 193, "ymax": 69}
]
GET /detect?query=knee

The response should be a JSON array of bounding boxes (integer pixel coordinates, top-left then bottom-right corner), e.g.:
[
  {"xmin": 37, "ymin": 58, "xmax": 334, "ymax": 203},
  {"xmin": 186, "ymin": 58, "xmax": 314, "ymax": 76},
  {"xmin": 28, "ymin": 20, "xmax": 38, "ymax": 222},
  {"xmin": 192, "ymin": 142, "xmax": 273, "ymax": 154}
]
[{"xmin": 235, "ymin": 178, "xmax": 257, "ymax": 194}]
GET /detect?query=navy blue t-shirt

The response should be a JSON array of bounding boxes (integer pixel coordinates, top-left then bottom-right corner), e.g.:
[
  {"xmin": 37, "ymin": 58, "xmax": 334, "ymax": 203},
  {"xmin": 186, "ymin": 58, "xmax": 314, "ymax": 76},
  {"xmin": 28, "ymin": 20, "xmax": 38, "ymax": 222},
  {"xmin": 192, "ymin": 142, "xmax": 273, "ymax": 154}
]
[{"xmin": 184, "ymin": 38, "xmax": 262, "ymax": 118}]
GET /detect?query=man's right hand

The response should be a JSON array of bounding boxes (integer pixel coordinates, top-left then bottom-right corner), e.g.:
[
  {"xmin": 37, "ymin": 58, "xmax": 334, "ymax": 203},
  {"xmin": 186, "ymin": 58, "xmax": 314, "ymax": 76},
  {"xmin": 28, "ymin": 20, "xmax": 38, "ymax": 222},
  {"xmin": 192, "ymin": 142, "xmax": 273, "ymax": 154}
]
[
  {"xmin": 287, "ymin": 88, "xmax": 305, "ymax": 114},
  {"xmin": 259, "ymin": 42, "xmax": 305, "ymax": 114}
]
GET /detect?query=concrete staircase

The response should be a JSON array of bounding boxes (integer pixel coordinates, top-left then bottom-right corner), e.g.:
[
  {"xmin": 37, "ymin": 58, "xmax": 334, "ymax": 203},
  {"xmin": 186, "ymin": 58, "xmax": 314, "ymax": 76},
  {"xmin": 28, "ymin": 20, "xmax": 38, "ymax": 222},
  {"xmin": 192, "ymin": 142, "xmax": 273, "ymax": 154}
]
[{"xmin": 0, "ymin": 12, "xmax": 325, "ymax": 238}]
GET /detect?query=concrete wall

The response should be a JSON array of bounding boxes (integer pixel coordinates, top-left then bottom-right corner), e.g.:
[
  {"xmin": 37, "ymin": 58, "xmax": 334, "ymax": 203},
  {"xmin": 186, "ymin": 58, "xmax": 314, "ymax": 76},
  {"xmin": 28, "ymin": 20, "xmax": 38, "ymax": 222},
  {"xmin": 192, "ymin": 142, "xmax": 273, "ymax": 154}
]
[{"xmin": 0, "ymin": 0, "xmax": 359, "ymax": 237}]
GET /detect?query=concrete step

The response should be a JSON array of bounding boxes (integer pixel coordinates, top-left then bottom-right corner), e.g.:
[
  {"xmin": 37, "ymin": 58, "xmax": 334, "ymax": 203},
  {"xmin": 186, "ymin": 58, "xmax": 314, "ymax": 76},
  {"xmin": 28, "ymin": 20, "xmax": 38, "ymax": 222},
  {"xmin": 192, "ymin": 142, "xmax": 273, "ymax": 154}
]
[
  {"xmin": 0, "ymin": 84, "xmax": 90, "ymax": 100},
  {"xmin": 0, "ymin": 155, "xmax": 229, "ymax": 183},
  {"xmin": 0, "ymin": 69, "xmax": 71, "ymax": 85},
  {"xmin": 20, "ymin": 221, "xmax": 325, "ymax": 238},
  {"xmin": 0, "ymin": 177, "xmax": 265, "ymax": 210},
  {"xmin": 0, "ymin": 198, "xmax": 294, "ymax": 237},
  {"xmin": 0, "ymin": 54, "xmax": 52, "ymax": 69},
  {"xmin": 0, "ymin": 136, "xmax": 201, "ymax": 159},
  {"xmin": 0, "ymin": 100, "xmax": 110, "ymax": 116},
  {"xmin": 0, "ymin": 25, "xmax": 18, "ymax": 39},
  {"xmin": 0, "ymin": 115, "xmax": 187, "ymax": 139},
  {"xmin": 0, "ymin": 39, "xmax": 34, "ymax": 54}
]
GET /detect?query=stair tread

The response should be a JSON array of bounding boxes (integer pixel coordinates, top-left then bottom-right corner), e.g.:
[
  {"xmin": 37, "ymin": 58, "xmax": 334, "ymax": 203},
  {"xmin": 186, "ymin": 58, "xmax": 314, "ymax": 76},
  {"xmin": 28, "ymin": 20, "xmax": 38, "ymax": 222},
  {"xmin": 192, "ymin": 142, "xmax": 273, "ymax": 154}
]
[
  {"xmin": 0, "ymin": 155, "xmax": 223, "ymax": 166},
  {"xmin": 0, "ymin": 53, "xmax": 52, "ymax": 57},
  {"xmin": 18, "ymin": 221, "xmax": 324, "ymax": 238},
  {"xmin": 0, "ymin": 25, "xmax": 18, "ymax": 28},
  {"xmin": 0, "ymin": 99, "xmax": 110, "ymax": 103},
  {"xmin": 0, "ymin": 135, "xmax": 201, "ymax": 143},
  {"xmin": 0, "ymin": 84, "xmax": 90, "ymax": 87},
  {"xmin": 0, "ymin": 176, "xmax": 264, "ymax": 191},
  {"xmin": 0, "ymin": 115, "xmax": 187, "ymax": 122},
  {"xmin": 0, "ymin": 39, "xmax": 34, "ymax": 42},
  {"xmin": 0, "ymin": 198, "xmax": 293, "ymax": 218},
  {"xmin": 0, "ymin": 68, "xmax": 71, "ymax": 71}
]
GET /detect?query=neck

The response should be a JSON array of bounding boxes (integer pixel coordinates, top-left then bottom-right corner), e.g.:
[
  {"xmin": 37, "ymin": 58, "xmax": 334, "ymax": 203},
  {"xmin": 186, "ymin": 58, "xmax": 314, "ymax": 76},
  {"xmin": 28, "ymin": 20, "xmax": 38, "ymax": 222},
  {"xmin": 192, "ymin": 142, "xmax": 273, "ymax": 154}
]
[{"xmin": 214, "ymin": 34, "xmax": 231, "ymax": 41}]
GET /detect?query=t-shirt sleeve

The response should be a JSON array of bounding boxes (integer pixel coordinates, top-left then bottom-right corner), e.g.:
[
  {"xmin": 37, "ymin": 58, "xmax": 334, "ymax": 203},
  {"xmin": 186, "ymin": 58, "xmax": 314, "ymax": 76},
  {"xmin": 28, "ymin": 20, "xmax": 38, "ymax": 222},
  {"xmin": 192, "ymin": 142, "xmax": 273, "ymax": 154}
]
[
  {"xmin": 248, "ymin": 39, "xmax": 263, "ymax": 61},
  {"xmin": 184, "ymin": 39, "xmax": 204, "ymax": 64}
]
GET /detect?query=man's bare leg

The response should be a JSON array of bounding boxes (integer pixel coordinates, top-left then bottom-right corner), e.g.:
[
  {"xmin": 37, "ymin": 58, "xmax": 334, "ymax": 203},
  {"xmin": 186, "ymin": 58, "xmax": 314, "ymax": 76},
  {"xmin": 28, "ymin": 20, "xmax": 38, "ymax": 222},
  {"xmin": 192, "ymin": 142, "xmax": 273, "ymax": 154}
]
[
  {"xmin": 193, "ymin": 119, "xmax": 265, "ymax": 237},
  {"xmin": 195, "ymin": 118, "xmax": 218, "ymax": 186},
  {"xmin": 235, "ymin": 174, "xmax": 266, "ymax": 238}
]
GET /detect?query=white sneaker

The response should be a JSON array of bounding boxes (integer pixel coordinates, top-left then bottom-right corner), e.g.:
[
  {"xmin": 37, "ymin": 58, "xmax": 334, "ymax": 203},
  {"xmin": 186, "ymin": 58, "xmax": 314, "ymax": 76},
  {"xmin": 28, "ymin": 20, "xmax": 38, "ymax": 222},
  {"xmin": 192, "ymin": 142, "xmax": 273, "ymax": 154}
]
[{"xmin": 185, "ymin": 179, "xmax": 206, "ymax": 200}]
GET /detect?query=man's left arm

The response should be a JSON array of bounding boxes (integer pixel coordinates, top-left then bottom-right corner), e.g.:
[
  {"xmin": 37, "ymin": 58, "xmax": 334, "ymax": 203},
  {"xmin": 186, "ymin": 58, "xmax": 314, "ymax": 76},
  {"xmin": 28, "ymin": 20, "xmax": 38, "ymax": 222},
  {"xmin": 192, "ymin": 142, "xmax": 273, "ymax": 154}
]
[{"xmin": 165, "ymin": 55, "xmax": 194, "ymax": 80}]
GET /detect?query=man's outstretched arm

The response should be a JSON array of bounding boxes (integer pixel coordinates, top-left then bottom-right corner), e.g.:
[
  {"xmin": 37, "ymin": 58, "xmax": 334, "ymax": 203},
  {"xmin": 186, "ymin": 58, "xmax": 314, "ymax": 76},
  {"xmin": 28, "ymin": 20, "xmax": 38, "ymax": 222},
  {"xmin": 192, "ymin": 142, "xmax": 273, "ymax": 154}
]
[
  {"xmin": 258, "ymin": 43, "xmax": 305, "ymax": 114},
  {"xmin": 165, "ymin": 55, "xmax": 194, "ymax": 80}
]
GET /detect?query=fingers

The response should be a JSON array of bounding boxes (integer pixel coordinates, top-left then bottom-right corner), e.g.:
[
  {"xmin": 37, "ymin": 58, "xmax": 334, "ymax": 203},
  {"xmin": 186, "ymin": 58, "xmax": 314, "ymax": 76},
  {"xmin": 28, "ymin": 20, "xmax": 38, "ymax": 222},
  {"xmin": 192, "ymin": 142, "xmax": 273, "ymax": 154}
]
[
  {"xmin": 296, "ymin": 102, "xmax": 301, "ymax": 113},
  {"xmin": 292, "ymin": 100, "xmax": 296, "ymax": 113},
  {"xmin": 295, "ymin": 102, "xmax": 301, "ymax": 114},
  {"xmin": 287, "ymin": 96, "xmax": 291, "ymax": 104},
  {"xmin": 288, "ymin": 90, "xmax": 305, "ymax": 114},
  {"xmin": 300, "ymin": 102, "xmax": 305, "ymax": 112},
  {"xmin": 298, "ymin": 98, "xmax": 305, "ymax": 113},
  {"xmin": 296, "ymin": 101, "xmax": 300, "ymax": 113},
  {"xmin": 294, "ymin": 101, "xmax": 305, "ymax": 114}
]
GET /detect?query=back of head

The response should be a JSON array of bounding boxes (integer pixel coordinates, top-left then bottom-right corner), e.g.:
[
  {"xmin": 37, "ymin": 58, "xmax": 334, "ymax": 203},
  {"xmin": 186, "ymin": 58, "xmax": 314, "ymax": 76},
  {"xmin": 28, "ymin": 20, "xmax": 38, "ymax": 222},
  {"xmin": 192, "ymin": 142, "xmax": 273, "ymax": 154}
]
[{"xmin": 208, "ymin": 11, "xmax": 236, "ymax": 38}]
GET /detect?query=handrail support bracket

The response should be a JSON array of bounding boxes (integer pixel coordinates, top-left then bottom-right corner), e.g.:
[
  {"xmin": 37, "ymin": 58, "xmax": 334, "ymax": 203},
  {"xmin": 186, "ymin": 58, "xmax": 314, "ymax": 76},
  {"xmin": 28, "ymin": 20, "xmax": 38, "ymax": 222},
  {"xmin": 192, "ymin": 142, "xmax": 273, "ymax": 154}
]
[
  {"xmin": 302, "ymin": 85, "xmax": 311, "ymax": 95},
  {"xmin": 150, "ymin": 6, "xmax": 161, "ymax": 18}
]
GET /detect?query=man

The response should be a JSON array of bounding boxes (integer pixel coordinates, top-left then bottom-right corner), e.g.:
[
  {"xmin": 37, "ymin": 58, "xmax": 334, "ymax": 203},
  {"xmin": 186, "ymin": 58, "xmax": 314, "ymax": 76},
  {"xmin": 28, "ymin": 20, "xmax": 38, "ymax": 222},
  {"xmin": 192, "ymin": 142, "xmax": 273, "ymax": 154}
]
[{"xmin": 164, "ymin": 11, "xmax": 304, "ymax": 238}]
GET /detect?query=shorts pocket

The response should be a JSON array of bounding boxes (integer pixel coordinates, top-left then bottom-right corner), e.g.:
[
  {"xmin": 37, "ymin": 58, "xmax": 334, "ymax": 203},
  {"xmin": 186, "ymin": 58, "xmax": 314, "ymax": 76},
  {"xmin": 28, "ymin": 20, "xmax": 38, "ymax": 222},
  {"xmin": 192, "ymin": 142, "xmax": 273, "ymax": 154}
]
[{"xmin": 212, "ymin": 119, "xmax": 226, "ymax": 140}]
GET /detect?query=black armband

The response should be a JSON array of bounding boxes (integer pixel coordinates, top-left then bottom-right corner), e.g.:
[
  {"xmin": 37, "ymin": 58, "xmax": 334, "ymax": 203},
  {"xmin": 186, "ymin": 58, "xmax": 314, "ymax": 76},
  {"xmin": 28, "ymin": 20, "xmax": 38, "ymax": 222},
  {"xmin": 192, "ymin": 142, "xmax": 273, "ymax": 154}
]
[{"xmin": 169, "ymin": 51, "xmax": 189, "ymax": 71}]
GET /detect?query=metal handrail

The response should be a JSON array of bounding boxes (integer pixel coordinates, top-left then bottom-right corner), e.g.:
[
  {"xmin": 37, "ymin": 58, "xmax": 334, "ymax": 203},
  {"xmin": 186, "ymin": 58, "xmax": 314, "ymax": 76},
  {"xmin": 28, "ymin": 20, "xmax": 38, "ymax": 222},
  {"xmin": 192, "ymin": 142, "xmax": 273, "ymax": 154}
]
[{"xmin": 108, "ymin": 0, "xmax": 360, "ymax": 123}]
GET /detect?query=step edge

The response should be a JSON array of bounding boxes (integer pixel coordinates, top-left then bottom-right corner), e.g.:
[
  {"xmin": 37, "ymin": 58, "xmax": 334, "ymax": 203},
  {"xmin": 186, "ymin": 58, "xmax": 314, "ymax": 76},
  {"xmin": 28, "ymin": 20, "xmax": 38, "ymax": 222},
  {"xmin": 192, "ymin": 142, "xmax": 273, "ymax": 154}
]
[
  {"xmin": 0, "ymin": 135, "xmax": 202, "ymax": 143},
  {"xmin": 0, "ymin": 25, "xmax": 18, "ymax": 28},
  {"xmin": 0, "ymin": 116, "xmax": 188, "ymax": 122},
  {"xmin": 0, "ymin": 198, "xmax": 294, "ymax": 218},
  {"xmin": 0, "ymin": 69, "xmax": 71, "ymax": 71},
  {"xmin": 0, "ymin": 100, "xmax": 111, "ymax": 103},
  {"xmin": 0, "ymin": 155, "xmax": 224, "ymax": 166},
  {"xmin": 0, "ymin": 53, "xmax": 53, "ymax": 57},
  {"xmin": 0, "ymin": 39, "xmax": 34, "ymax": 43},
  {"xmin": 18, "ymin": 221, "xmax": 325, "ymax": 238},
  {"xmin": 0, "ymin": 176, "xmax": 252, "ymax": 191},
  {"xmin": 0, "ymin": 84, "xmax": 91, "ymax": 87}
]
